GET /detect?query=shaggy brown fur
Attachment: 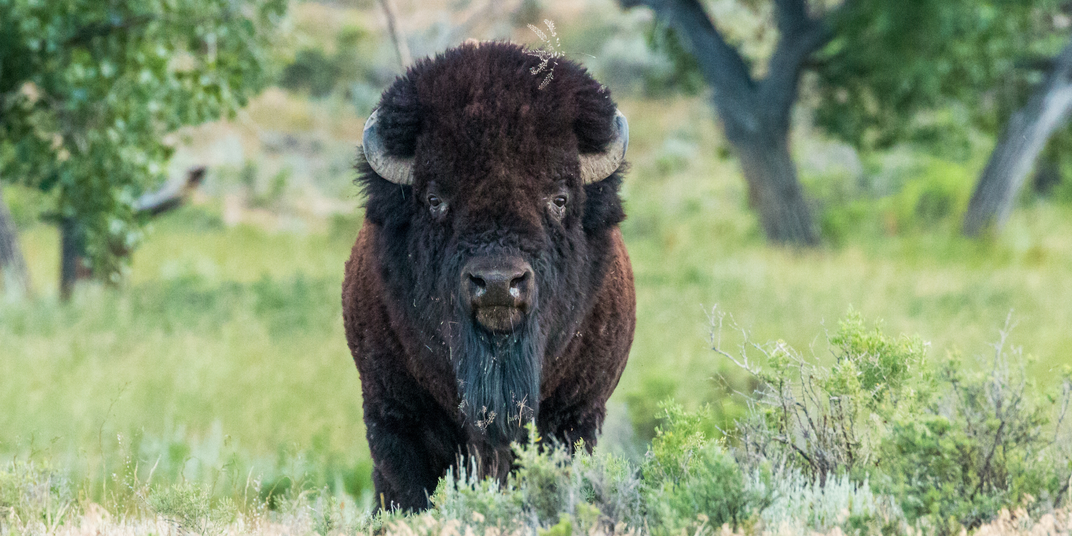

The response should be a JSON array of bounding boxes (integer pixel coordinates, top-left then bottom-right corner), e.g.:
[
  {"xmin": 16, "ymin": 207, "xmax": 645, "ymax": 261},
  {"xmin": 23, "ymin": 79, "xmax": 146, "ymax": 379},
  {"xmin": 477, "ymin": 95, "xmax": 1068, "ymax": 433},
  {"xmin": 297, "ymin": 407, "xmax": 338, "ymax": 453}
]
[{"xmin": 342, "ymin": 42, "xmax": 635, "ymax": 511}]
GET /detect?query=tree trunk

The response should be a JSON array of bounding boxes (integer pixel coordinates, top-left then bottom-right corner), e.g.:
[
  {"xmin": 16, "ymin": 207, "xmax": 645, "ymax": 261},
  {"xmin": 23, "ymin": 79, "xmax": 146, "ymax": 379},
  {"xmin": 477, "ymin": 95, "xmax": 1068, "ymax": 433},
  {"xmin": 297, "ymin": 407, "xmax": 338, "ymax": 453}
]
[
  {"xmin": 0, "ymin": 187, "xmax": 32, "ymax": 297},
  {"xmin": 55, "ymin": 166, "xmax": 205, "ymax": 300},
  {"xmin": 963, "ymin": 38, "xmax": 1072, "ymax": 236},
  {"xmin": 620, "ymin": 0, "xmax": 826, "ymax": 246},
  {"xmin": 59, "ymin": 217, "xmax": 91, "ymax": 301},
  {"xmin": 733, "ymin": 131, "xmax": 818, "ymax": 244}
]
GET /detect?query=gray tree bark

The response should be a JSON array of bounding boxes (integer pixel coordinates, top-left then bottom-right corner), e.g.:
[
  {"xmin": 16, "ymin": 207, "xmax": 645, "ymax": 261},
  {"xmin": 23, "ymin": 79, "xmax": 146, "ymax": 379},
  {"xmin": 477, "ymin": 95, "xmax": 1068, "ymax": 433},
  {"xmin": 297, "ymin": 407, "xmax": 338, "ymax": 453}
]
[
  {"xmin": 620, "ymin": 0, "xmax": 830, "ymax": 245},
  {"xmin": 963, "ymin": 37, "xmax": 1072, "ymax": 237},
  {"xmin": 0, "ymin": 187, "xmax": 32, "ymax": 297},
  {"xmin": 58, "ymin": 166, "xmax": 206, "ymax": 300},
  {"xmin": 59, "ymin": 216, "xmax": 90, "ymax": 302}
]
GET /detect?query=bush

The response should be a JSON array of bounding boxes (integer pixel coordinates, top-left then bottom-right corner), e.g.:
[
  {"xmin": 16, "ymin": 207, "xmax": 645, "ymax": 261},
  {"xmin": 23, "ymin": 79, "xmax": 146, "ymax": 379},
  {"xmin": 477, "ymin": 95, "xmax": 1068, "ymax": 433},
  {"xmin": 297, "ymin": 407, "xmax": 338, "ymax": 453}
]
[
  {"xmin": 890, "ymin": 159, "xmax": 973, "ymax": 232},
  {"xmin": 147, "ymin": 481, "xmax": 237, "ymax": 535},
  {"xmin": 430, "ymin": 425, "xmax": 644, "ymax": 534},
  {"xmin": 723, "ymin": 309, "xmax": 928, "ymax": 485},
  {"xmin": 752, "ymin": 467, "xmax": 903, "ymax": 533},
  {"xmin": 279, "ymin": 48, "xmax": 341, "ymax": 98},
  {"xmin": 718, "ymin": 309, "xmax": 1072, "ymax": 535},
  {"xmin": 278, "ymin": 22, "xmax": 388, "ymax": 102},
  {"xmin": 630, "ymin": 403, "xmax": 755, "ymax": 533},
  {"xmin": 382, "ymin": 311, "xmax": 1072, "ymax": 535},
  {"xmin": 877, "ymin": 333, "xmax": 1070, "ymax": 531}
]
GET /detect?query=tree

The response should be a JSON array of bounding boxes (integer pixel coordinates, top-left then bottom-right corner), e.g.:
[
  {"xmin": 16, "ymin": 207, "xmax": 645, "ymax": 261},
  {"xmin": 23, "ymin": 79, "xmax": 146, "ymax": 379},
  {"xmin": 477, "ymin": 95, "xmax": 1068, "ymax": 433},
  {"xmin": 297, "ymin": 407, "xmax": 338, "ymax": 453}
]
[
  {"xmin": 621, "ymin": 0, "xmax": 1065, "ymax": 244},
  {"xmin": 0, "ymin": 186, "xmax": 31, "ymax": 297},
  {"xmin": 620, "ymin": 0, "xmax": 830, "ymax": 246},
  {"xmin": 0, "ymin": 0, "xmax": 284, "ymax": 296},
  {"xmin": 963, "ymin": 36, "xmax": 1072, "ymax": 236},
  {"xmin": 57, "ymin": 166, "xmax": 207, "ymax": 299},
  {"xmin": 807, "ymin": 0, "xmax": 1066, "ymax": 237}
]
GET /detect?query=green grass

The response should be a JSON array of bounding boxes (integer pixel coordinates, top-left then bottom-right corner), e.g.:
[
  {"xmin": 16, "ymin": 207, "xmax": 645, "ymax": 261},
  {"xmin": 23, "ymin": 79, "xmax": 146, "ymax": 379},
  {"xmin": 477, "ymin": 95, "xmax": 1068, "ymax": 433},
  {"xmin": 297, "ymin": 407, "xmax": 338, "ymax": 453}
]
[
  {"xmin": 4, "ymin": 26, "xmax": 1072, "ymax": 525},
  {"xmin": 6, "ymin": 95, "xmax": 1072, "ymax": 502},
  {"xmin": 2, "ymin": 213, "xmax": 371, "ymax": 507},
  {"xmin": 615, "ymin": 98, "xmax": 1072, "ymax": 422}
]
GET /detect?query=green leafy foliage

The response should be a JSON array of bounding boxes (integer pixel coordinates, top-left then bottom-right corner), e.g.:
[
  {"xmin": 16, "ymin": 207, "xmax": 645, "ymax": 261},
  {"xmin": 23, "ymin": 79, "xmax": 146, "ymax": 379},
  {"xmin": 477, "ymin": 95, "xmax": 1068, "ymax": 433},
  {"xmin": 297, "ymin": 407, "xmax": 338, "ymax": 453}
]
[
  {"xmin": 646, "ymin": 422, "xmax": 754, "ymax": 532},
  {"xmin": 643, "ymin": 402, "xmax": 710, "ymax": 487},
  {"xmin": 148, "ymin": 481, "xmax": 237, "ymax": 534},
  {"xmin": 278, "ymin": 23, "xmax": 380, "ymax": 99},
  {"xmin": 724, "ymin": 311, "xmax": 1072, "ymax": 534},
  {"xmin": 815, "ymin": 0, "xmax": 1066, "ymax": 150},
  {"xmin": 877, "ymin": 343, "xmax": 1069, "ymax": 533},
  {"xmin": 280, "ymin": 48, "xmax": 341, "ymax": 98},
  {"xmin": 725, "ymin": 309, "xmax": 928, "ymax": 486},
  {"xmin": 430, "ymin": 425, "xmax": 645, "ymax": 534},
  {"xmin": 827, "ymin": 310, "xmax": 928, "ymax": 407},
  {"xmin": 0, "ymin": 0, "xmax": 285, "ymax": 278},
  {"xmin": 643, "ymin": 403, "xmax": 746, "ymax": 530},
  {"xmin": 640, "ymin": 0, "xmax": 1068, "ymax": 160},
  {"xmin": 811, "ymin": 155, "xmax": 980, "ymax": 245}
]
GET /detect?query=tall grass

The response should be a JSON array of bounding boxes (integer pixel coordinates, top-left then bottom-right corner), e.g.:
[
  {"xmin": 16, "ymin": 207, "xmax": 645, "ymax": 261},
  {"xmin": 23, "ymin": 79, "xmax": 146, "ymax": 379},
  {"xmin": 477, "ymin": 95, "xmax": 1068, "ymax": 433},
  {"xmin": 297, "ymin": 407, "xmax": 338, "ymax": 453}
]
[{"xmin": 1, "ymin": 218, "xmax": 372, "ymax": 507}]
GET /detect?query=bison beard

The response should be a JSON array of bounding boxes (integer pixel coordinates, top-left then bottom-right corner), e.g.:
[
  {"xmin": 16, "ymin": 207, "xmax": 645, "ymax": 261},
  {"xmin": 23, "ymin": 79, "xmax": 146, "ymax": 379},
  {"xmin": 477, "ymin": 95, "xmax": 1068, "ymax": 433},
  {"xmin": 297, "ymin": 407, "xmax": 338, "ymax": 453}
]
[
  {"xmin": 343, "ymin": 41, "xmax": 635, "ymax": 512},
  {"xmin": 452, "ymin": 312, "xmax": 541, "ymax": 444}
]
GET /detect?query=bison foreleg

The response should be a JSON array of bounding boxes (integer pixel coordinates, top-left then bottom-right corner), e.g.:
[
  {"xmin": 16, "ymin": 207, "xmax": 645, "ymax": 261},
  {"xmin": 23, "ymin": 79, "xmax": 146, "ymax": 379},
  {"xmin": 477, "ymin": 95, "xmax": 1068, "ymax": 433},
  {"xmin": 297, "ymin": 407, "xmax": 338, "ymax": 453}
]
[
  {"xmin": 364, "ymin": 396, "xmax": 462, "ymax": 512},
  {"xmin": 537, "ymin": 399, "xmax": 605, "ymax": 454}
]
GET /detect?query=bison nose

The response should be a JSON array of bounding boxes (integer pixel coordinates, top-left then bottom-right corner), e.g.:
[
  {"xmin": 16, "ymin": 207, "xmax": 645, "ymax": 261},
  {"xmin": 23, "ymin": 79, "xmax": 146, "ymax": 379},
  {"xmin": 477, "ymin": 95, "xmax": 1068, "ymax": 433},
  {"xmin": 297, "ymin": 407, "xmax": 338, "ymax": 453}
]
[
  {"xmin": 462, "ymin": 257, "xmax": 535, "ymax": 331},
  {"xmin": 465, "ymin": 260, "xmax": 533, "ymax": 307}
]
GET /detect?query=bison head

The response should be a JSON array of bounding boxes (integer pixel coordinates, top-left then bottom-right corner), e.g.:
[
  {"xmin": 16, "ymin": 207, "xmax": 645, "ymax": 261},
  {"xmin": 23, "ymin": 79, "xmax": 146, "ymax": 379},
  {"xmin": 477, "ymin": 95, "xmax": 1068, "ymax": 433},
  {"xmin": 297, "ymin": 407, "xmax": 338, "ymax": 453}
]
[{"xmin": 357, "ymin": 42, "xmax": 628, "ymax": 447}]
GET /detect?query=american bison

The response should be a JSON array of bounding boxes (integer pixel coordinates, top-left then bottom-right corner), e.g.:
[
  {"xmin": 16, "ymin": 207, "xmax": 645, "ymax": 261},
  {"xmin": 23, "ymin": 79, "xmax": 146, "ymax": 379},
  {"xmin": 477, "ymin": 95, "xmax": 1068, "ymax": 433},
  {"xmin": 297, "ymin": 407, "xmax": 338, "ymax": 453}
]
[{"xmin": 342, "ymin": 41, "xmax": 635, "ymax": 511}]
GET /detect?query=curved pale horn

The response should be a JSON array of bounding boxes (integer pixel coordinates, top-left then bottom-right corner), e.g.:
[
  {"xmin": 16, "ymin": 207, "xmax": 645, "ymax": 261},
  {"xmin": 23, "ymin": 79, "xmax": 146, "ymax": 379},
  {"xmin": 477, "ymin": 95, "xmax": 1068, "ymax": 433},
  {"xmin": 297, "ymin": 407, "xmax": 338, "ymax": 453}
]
[
  {"xmin": 579, "ymin": 110, "xmax": 629, "ymax": 184},
  {"xmin": 362, "ymin": 108, "xmax": 416, "ymax": 185}
]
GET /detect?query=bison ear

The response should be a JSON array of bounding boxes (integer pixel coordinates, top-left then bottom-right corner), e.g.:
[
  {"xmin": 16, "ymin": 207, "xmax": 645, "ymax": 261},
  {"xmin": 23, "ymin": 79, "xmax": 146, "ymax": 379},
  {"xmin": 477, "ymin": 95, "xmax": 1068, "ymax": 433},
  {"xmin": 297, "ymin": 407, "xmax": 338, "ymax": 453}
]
[
  {"xmin": 579, "ymin": 110, "xmax": 628, "ymax": 184},
  {"xmin": 363, "ymin": 108, "xmax": 417, "ymax": 185},
  {"xmin": 356, "ymin": 157, "xmax": 413, "ymax": 228},
  {"xmin": 582, "ymin": 174, "xmax": 625, "ymax": 233}
]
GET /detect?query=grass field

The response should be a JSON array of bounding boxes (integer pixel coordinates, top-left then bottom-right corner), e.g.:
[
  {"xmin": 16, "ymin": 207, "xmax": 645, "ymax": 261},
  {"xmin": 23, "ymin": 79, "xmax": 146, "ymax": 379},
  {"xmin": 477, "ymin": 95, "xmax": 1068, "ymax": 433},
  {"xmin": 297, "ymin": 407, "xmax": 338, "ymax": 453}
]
[
  {"xmin": 5, "ymin": 92, "xmax": 1072, "ymax": 507},
  {"xmin": 4, "ymin": 1, "xmax": 1072, "ymax": 531}
]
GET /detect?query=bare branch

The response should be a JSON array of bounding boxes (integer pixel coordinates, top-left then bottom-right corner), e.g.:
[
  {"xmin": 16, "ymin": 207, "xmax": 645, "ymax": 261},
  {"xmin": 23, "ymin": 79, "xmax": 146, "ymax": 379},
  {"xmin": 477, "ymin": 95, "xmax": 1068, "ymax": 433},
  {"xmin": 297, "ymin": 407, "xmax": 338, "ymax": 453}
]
[
  {"xmin": 760, "ymin": 0, "xmax": 832, "ymax": 127},
  {"xmin": 773, "ymin": 0, "xmax": 812, "ymax": 38},
  {"xmin": 378, "ymin": 0, "xmax": 412, "ymax": 68},
  {"xmin": 622, "ymin": 0, "xmax": 759, "ymax": 134},
  {"xmin": 134, "ymin": 166, "xmax": 206, "ymax": 217}
]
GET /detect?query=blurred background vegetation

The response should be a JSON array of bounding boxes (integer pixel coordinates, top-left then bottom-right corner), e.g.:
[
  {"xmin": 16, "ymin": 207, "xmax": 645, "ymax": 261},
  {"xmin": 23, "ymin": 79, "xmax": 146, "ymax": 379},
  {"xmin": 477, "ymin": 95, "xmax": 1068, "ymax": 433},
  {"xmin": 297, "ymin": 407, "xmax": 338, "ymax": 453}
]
[{"xmin": 2, "ymin": 0, "xmax": 1072, "ymax": 526}]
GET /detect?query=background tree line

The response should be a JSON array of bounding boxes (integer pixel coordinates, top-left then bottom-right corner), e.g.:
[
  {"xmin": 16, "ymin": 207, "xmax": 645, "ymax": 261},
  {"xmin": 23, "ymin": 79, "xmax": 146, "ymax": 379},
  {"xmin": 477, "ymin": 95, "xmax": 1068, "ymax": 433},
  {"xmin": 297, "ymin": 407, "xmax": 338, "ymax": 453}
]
[
  {"xmin": 620, "ymin": 0, "xmax": 1072, "ymax": 245},
  {"xmin": 3, "ymin": 0, "xmax": 1072, "ymax": 292}
]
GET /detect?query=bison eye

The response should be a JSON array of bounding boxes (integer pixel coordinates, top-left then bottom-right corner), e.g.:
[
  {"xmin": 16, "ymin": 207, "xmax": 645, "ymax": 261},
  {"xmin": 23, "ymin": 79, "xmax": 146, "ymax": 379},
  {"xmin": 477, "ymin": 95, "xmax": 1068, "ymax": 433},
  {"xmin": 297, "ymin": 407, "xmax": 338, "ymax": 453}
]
[
  {"xmin": 426, "ymin": 192, "xmax": 448, "ymax": 219},
  {"xmin": 548, "ymin": 192, "xmax": 569, "ymax": 221}
]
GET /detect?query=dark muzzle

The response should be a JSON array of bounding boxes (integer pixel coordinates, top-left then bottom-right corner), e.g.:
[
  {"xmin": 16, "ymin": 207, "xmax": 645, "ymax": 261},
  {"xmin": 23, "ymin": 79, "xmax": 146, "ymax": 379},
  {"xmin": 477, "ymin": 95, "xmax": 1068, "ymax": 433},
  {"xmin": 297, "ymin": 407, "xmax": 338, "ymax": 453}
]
[{"xmin": 462, "ymin": 256, "xmax": 535, "ymax": 333}]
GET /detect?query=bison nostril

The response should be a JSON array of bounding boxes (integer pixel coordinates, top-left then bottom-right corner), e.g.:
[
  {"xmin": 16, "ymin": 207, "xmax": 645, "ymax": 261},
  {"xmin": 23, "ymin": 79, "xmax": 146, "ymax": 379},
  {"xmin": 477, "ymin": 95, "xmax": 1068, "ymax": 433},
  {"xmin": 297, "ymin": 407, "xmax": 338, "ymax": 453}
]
[
  {"xmin": 469, "ymin": 275, "xmax": 487, "ymax": 296},
  {"xmin": 509, "ymin": 272, "xmax": 529, "ymax": 298}
]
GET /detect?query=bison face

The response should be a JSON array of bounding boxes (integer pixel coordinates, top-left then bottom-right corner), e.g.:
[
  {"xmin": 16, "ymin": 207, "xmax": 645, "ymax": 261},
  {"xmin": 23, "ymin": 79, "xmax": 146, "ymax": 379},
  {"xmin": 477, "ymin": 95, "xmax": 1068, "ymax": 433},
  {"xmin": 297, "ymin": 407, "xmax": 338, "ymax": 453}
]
[{"xmin": 357, "ymin": 43, "xmax": 628, "ymax": 447}]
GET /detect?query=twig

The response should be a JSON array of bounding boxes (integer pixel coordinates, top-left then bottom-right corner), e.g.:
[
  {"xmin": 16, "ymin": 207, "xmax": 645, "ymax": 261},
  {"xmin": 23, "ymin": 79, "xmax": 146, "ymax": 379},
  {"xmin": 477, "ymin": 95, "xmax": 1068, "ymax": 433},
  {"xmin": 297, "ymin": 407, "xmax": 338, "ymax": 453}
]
[{"xmin": 378, "ymin": 0, "xmax": 412, "ymax": 68}]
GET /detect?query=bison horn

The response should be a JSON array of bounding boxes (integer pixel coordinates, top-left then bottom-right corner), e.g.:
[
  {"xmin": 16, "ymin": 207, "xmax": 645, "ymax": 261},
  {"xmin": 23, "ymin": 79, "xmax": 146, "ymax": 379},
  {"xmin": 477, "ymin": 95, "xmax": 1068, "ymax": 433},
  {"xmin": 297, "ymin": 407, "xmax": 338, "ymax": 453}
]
[
  {"xmin": 363, "ymin": 108, "xmax": 627, "ymax": 186},
  {"xmin": 362, "ymin": 108, "xmax": 416, "ymax": 185},
  {"xmin": 579, "ymin": 110, "xmax": 629, "ymax": 184}
]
